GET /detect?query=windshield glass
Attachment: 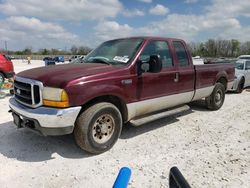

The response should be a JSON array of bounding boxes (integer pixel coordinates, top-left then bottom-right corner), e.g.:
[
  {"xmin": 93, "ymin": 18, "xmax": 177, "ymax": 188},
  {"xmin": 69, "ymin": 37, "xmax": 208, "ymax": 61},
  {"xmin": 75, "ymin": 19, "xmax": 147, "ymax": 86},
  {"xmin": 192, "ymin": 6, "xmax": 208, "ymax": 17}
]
[
  {"xmin": 235, "ymin": 62, "xmax": 244, "ymax": 70},
  {"xmin": 84, "ymin": 38, "xmax": 143, "ymax": 65},
  {"xmin": 239, "ymin": 56, "xmax": 250, "ymax": 59}
]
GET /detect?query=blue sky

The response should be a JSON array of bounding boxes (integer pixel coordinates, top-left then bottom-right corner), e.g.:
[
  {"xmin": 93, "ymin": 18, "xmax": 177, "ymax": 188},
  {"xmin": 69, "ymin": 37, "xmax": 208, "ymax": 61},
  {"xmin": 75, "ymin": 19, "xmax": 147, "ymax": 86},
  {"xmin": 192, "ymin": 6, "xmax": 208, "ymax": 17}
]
[{"xmin": 0, "ymin": 0, "xmax": 250, "ymax": 51}]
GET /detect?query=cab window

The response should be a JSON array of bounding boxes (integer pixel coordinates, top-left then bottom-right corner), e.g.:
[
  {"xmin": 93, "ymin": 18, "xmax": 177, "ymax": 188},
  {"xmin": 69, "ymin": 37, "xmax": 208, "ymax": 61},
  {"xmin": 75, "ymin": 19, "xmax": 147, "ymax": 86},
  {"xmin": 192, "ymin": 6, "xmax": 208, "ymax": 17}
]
[
  {"xmin": 246, "ymin": 61, "xmax": 250, "ymax": 70},
  {"xmin": 173, "ymin": 41, "xmax": 189, "ymax": 67},
  {"xmin": 139, "ymin": 40, "xmax": 173, "ymax": 68}
]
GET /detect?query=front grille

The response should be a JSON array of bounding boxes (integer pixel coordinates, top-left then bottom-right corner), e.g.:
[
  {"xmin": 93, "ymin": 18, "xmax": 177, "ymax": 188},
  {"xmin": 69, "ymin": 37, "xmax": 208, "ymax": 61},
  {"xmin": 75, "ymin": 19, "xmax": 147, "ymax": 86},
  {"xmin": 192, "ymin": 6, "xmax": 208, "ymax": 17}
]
[{"xmin": 14, "ymin": 76, "xmax": 43, "ymax": 108}]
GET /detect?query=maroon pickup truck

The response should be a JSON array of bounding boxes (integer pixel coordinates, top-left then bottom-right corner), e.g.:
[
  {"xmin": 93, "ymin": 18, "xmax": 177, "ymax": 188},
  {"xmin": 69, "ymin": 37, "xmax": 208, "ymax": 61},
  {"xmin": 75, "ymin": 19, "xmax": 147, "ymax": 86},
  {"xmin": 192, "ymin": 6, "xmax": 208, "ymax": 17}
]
[{"xmin": 9, "ymin": 37, "xmax": 234, "ymax": 153}]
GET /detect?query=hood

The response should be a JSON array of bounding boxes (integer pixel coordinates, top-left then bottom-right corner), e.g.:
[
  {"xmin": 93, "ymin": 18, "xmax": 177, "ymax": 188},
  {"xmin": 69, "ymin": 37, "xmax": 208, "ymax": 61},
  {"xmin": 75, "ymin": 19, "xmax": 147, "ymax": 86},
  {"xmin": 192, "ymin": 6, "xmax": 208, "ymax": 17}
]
[{"xmin": 17, "ymin": 63, "xmax": 119, "ymax": 88}]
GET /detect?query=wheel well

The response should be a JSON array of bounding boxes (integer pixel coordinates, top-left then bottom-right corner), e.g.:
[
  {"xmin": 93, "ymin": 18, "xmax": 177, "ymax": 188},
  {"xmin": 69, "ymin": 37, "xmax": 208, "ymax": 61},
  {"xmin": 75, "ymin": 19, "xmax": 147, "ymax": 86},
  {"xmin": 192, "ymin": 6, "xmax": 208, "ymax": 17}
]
[
  {"xmin": 216, "ymin": 77, "xmax": 227, "ymax": 90},
  {"xmin": 240, "ymin": 76, "xmax": 245, "ymax": 83},
  {"xmin": 80, "ymin": 95, "xmax": 128, "ymax": 123}
]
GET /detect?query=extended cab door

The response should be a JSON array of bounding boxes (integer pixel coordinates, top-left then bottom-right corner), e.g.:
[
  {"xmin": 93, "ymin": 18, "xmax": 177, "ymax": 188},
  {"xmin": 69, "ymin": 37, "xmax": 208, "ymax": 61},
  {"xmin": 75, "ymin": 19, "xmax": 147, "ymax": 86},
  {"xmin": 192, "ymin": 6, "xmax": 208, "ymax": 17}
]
[{"xmin": 171, "ymin": 40, "xmax": 195, "ymax": 102}]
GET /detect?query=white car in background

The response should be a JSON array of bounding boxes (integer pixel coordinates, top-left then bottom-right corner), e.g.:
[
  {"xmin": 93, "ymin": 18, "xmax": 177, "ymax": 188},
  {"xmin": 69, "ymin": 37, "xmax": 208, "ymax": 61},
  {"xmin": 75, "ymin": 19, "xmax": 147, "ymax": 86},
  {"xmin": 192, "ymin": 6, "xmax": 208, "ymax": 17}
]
[
  {"xmin": 192, "ymin": 56, "xmax": 204, "ymax": 65},
  {"xmin": 230, "ymin": 59, "xmax": 250, "ymax": 93},
  {"xmin": 237, "ymin": 55, "xmax": 250, "ymax": 60}
]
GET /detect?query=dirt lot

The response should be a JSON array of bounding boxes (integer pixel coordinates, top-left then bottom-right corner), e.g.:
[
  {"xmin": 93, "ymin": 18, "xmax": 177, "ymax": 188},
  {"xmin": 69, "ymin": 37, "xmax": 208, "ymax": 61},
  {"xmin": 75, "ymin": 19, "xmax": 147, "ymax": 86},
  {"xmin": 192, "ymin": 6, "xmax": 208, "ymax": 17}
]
[{"xmin": 0, "ymin": 60, "xmax": 249, "ymax": 188}]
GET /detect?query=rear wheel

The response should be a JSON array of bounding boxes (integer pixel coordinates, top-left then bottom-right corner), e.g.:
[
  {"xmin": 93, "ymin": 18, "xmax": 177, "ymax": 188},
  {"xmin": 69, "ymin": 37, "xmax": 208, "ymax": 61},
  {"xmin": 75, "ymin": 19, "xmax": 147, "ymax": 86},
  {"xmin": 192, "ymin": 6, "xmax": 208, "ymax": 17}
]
[
  {"xmin": 74, "ymin": 102, "xmax": 122, "ymax": 154},
  {"xmin": 205, "ymin": 83, "xmax": 225, "ymax": 110},
  {"xmin": 236, "ymin": 79, "xmax": 244, "ymax": 93}
]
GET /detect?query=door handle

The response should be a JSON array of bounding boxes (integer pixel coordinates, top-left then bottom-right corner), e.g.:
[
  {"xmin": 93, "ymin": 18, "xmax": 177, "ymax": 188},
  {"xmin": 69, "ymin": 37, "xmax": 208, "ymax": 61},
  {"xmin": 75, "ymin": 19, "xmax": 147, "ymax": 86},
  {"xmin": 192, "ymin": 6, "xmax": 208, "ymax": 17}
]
[{"xmin": 174, "ymin": 72, "xmax": 179, "ymax": 82}]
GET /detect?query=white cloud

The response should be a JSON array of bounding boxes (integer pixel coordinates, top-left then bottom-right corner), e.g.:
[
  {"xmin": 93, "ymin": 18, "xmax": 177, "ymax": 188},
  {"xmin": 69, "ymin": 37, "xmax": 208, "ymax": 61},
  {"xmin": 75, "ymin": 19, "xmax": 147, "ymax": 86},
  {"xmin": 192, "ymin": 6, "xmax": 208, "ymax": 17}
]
[
  {"xmin": 207, "ymin": 0, "xmax": 250, "ymax": 18},
  {"xmin": 0, "ymin": 16, "xmax": 78, "ymax": 50},
  {"xmin": 0, "ymin": 0, "xmax": 123, "ymax": 21},
  {"xmin": 123, "ymin": 9, "xmax": 144, "ymax": 17},
  {"xmin": 149, "ymin": 4, "xmax": 169, "ymax": 15},
  {"xmin": 95, "ymin": 21, "xmax": 133, "ymax": 40},
  {"xmin": 93, "ymin": 0, "xmax": 250, "ymax": 44},
  {"xmin": 137, "ymin": 0, "xmax": 152, "ymax": 3}
]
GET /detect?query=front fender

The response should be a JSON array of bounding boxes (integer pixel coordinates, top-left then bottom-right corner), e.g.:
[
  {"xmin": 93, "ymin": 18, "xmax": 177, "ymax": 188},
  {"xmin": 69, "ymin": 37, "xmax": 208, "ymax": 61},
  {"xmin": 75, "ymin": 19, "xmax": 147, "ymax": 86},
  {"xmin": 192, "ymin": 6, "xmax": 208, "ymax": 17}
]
[{"xmin": 66, "ymin": 82, "xmax": 129, "ymax": 107}]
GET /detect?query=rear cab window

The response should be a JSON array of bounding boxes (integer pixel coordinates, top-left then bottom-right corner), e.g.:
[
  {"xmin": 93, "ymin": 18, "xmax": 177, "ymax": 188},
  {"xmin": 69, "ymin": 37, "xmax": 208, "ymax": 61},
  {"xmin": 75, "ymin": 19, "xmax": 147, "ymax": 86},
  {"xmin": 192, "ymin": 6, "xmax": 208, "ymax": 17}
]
[{"xmin": 173, "ymin": 41, "xmax": 189, "ymax": 67}]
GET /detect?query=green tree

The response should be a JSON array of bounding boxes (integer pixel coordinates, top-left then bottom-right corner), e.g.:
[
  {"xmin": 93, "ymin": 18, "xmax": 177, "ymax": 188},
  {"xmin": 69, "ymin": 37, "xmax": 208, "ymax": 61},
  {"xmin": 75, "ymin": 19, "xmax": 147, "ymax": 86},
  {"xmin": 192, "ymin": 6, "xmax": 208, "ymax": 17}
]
[
  {"xmin": 231, "ymin": 39, "xmax": 240, "ymax": 57},
  {"xmin": 70, "ymin": 45, "xmax": 78, "ymax": 55}
]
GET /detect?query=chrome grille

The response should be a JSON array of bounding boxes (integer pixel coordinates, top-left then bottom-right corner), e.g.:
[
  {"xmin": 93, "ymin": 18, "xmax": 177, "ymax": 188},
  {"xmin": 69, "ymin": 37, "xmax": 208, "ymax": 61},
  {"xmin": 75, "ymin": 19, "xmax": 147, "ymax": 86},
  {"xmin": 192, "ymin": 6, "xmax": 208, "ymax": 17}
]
[{"xmin": 14, "ymin": 76, "xmax": 43, "ymax": 108}]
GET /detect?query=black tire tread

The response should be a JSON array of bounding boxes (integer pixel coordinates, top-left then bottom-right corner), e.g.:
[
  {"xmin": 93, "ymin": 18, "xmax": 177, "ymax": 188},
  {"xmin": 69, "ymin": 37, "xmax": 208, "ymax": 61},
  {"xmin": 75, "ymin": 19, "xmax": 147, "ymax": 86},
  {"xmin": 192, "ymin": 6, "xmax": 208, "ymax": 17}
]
[
  {"xmin": 0, "ymin": 72, "xmax": 5, "ymax": 83},
  {"xmin": 74, "ymin": 102, "xmax": 122, "ymax": 154},
  {"xmin": 236, "ymin": 79, "xmax": 244, "ymax": 93},
  {"xmin": 205, "ymin": 82, "xmax": 225, "ymax": 111}
]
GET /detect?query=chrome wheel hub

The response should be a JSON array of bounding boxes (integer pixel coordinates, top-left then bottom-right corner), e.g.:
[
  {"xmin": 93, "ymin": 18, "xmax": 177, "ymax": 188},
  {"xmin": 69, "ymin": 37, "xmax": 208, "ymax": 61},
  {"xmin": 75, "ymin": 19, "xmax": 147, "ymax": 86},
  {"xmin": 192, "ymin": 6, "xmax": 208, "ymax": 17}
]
[
  {"xmin": 215, "ymin": 90, "xmax": 222, "ymax": 105},
  {"xmin": 92, "ymin": 114, "xmax": 115, "ymax": 144}
]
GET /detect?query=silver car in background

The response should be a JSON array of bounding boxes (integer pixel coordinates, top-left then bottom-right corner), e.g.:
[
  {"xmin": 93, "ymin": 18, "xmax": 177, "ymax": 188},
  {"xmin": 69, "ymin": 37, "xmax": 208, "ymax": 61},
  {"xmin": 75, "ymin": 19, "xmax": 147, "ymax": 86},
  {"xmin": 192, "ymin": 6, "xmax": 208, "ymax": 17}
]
[{"xmin": 230, "ymin": 59, "xmax": 250, "ymax": 93}]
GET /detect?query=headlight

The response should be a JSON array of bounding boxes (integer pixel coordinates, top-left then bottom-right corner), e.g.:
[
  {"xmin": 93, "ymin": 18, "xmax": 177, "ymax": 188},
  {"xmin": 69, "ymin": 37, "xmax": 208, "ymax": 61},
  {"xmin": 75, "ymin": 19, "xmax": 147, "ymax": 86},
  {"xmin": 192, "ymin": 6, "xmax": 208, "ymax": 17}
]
[{"xmin": 42, "ymin": 87, "xmax": 69, "ymax": 108}]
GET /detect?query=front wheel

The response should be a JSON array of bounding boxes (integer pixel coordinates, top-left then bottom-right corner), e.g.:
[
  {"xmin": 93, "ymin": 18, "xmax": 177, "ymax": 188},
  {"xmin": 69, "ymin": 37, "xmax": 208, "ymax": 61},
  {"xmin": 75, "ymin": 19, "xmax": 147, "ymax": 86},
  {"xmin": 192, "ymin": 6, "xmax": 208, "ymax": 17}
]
[
  {"xmin": 74, "ymin": 102, "xmax": 122, "ymax": 154},
  {"xmin": 205, "ymin": 83, "xmax": 225, "ymax": 110}
]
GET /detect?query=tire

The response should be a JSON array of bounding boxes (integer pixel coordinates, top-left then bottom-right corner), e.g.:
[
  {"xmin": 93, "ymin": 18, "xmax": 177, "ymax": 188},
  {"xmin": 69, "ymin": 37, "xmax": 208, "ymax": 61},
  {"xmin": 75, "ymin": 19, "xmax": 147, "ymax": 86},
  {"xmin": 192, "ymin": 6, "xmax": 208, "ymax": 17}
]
[
  {"xmin": 236, "ymin": 79, "xmax": 244, "ymax": 93},
  {"xmin": 74, "ymin": 102, "xmax": 122, "ymax": 154},
  {"xmin": 0, "ymin": 73, "xmax": 5, "ymax": 84},
  {"xmin": 205, "ymin": 83, "xmax": 225, "ymax": 110}
]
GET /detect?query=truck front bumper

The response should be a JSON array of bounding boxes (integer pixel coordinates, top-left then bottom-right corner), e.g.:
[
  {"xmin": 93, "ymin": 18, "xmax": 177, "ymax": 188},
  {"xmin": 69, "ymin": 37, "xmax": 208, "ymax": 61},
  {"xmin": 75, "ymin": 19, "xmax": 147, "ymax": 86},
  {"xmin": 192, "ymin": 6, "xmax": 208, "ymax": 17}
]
[{"xmin": 9, "ymin": 97, "xmax": 81, "ymax": 136}]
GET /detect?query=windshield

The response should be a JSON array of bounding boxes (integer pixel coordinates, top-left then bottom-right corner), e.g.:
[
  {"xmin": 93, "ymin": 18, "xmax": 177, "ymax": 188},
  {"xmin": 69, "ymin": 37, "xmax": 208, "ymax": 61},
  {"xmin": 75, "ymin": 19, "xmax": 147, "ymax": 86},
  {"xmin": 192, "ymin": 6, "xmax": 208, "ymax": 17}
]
[
  {"xmin": 235, "ymin": 62, "xmax": 244, "ymax": 70},
  {"xmin": 239, "ymin": 56, "xmax": 250, "ymax": 59},
  {"xmin": 84, "ymin": 38, "xmax": 143, "ymax": 65}
]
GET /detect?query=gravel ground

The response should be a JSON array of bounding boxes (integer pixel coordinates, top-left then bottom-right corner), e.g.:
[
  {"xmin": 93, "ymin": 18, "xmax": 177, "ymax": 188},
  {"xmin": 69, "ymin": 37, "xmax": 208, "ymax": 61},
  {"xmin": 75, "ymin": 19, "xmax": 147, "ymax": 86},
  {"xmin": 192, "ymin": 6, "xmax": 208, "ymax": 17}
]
[{"xmin": 0, "ymin": 60, "xmax": 249, "ymax": 188}]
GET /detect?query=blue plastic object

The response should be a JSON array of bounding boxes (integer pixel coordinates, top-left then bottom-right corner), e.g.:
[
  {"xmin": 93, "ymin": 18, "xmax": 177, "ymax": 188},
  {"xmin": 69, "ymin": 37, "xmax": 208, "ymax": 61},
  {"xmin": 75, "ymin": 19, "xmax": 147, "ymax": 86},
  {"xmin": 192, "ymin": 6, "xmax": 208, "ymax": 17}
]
[{"xmin": 113, "ymin": 167, "xmax": 132, "ymax": 188}]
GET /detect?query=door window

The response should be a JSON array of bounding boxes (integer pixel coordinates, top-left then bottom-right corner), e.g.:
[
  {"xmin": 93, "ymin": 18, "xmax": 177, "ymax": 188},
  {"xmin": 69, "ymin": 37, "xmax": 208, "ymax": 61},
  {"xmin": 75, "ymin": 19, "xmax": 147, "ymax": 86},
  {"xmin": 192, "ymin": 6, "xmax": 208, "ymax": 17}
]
[
  {"xmin": 139, "ymin": 41, "xmax": 173, "ymax": 68},
  {"xmin": 245, "ymin": 61, "xmax": 250, "ymax": 70},
  {"xmin": 173, "ymin": 41, "xmax": 189, "ymax": 67}
]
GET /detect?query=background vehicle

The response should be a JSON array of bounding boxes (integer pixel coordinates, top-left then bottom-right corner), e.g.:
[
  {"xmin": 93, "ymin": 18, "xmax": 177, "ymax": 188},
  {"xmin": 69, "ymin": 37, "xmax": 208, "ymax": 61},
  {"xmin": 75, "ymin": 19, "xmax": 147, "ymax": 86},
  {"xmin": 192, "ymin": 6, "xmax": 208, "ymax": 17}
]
[
  {"xmin": 43, "ymin": 56, "xmax": 65, "ymax": 65},
  {"xmin": 237, "ymin": 55, "xmax": 250, "ymax": 60},
  {"xmin": 69, "ymin": 55, "xmax": 85, "ymax": 64},
  {"xmin": 9, "ymin": 37, "xmax": 234, "ymax": 154},
  {"xmin": 0, "ymin": 54, "xmax": 14, "ymax": 83},
  {"xmin": 229, "ymin": 59, "xmax": 250, "ymax": 93},
  {"xmin": 69, "ymin": 55, "xmax": 81, "ymax": 62}
]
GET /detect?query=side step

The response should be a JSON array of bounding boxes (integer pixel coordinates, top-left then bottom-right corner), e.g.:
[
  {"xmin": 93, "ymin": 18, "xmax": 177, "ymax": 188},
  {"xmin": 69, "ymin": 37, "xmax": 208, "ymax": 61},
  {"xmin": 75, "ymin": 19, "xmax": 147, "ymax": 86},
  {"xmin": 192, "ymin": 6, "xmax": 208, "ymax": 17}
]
[{"xmin": 129, "ymin": 105, "xmax": 190, "ymax": 127}]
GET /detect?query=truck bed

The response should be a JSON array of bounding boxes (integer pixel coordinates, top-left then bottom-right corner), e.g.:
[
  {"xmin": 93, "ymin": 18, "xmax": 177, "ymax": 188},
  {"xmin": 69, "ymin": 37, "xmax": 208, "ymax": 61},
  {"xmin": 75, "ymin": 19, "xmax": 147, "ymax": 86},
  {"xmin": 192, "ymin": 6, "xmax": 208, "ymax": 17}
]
[{"xmin": 192, "ymin": 63, "xmax": 235, "ymax": 101}]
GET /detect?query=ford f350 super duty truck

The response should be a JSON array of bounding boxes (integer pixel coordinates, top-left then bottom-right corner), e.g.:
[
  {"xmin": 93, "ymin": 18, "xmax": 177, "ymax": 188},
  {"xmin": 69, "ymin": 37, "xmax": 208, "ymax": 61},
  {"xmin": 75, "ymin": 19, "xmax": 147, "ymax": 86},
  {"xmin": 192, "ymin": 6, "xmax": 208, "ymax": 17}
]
[{"xmin": 9, "ymin": 37, "xmax": 235, "ymax": 154}]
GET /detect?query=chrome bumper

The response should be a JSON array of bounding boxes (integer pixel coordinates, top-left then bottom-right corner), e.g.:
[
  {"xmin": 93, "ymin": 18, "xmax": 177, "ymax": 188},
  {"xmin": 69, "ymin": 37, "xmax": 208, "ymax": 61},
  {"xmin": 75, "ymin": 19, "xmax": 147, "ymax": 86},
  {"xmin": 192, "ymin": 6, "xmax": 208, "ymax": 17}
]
[{"xmin": 9, "ymin": 97, "xmax": 81, "ymax": 135}]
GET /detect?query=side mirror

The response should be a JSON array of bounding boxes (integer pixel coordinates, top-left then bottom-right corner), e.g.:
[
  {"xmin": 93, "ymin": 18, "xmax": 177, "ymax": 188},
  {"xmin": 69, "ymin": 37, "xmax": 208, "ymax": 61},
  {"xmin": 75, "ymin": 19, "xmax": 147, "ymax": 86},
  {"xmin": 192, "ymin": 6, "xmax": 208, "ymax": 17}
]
[{"xmin": 148, "ymin": 55, "xmax": 162, "ymax": 73}]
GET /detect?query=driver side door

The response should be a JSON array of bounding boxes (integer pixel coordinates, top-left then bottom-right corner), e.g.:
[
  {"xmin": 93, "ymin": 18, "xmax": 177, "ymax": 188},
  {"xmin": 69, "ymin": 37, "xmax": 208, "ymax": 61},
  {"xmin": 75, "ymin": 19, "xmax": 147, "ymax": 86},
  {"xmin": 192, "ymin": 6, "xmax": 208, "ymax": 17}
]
[{"xmin": 135, "ymin": 40, "xmax": 179, "ymax": 117}]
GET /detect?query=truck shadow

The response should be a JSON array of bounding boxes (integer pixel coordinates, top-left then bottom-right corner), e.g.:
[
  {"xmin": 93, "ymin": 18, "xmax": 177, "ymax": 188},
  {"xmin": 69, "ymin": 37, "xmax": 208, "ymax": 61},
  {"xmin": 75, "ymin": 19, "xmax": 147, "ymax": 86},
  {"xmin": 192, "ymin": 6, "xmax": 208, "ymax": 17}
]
[
  {"xmin": 0, "ymin": 121, "xmax": 91, "ymax": 162},
  {"xmin": 121, "ymin": 100, "xmax": 214, "ymax": 139},
  {"xmin": 120, "ymin": 109, "xmax": 193, "ymax": 139},
  {"xmin": 188, "ymin": 100, "xmax": 211, "ymax": 112}
]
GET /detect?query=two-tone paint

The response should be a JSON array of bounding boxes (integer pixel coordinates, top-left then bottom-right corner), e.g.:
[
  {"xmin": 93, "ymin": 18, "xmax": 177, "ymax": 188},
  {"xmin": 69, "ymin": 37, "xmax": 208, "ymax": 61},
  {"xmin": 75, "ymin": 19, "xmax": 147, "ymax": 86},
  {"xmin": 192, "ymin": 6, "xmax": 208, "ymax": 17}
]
[{"xmin": 16, "ymin": 37, "xmax": 235, "ymax": 123}]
